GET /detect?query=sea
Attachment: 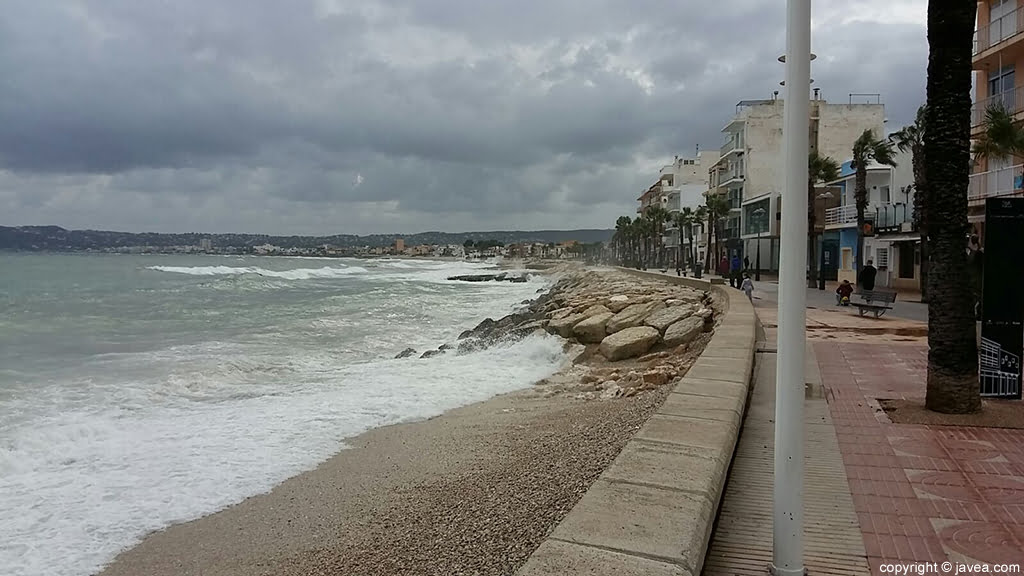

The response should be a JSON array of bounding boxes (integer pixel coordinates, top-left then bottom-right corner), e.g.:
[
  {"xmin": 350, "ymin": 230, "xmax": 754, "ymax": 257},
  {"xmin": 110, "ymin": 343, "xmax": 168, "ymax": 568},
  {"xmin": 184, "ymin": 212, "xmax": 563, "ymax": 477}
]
[{"xmin": 0, "ymin": 253, "xmax": 569, "ymax": 576}]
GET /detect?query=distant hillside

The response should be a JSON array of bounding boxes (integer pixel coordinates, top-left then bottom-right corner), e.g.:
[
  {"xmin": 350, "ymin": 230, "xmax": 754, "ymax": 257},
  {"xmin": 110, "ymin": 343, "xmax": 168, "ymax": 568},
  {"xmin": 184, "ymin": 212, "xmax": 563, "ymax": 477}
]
[{"xmin": 0, "ymin": 226, "xmax": 614, "ymax": 251}]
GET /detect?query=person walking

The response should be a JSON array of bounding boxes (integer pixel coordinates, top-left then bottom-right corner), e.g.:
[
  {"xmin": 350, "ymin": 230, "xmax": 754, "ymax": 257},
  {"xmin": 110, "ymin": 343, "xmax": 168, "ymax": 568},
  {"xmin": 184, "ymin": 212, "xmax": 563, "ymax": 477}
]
[
  {"xmin": 730, "ymin": 253, "xmax": 742, "ymax": 288},
  {"xmin": 741, "ymin": 273, "xmax": 754, "ymax": 302},
  {"xmin": 858, "ymin": 258, "xmax": 877, "ymax": 291},
  {"xmin": 744, "ymin": 255, "xmax": 751, "ymax": 272}
]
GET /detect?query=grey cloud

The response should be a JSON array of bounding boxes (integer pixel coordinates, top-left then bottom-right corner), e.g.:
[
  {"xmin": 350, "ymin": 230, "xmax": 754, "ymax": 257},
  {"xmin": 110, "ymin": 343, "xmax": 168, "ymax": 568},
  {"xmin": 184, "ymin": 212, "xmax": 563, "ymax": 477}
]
[{"xmin": 0, "ymin": 0, "xmax": 928, "ymax": 235}]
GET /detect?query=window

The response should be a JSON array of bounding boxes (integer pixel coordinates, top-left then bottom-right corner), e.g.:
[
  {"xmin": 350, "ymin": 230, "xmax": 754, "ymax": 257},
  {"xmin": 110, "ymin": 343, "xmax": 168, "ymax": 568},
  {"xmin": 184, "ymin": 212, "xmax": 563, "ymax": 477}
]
[
  {"xmin": 875, "ymin": 247, "xmax": 889, "ymax": 269},
  {"xmin": 879, "ymin": 185, "xmax": 890, "ymax": 203},
  {"xmin": 989, "ymin": 64, "xmax": 1015, "ymax": 111}
]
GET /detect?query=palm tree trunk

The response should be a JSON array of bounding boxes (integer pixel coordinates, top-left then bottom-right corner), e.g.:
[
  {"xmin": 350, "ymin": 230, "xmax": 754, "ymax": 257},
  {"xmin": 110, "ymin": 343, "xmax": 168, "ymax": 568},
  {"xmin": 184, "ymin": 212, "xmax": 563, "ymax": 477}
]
[{"xmin": 924, "ymin": 0, "xmax": 981, "ymax": 414}]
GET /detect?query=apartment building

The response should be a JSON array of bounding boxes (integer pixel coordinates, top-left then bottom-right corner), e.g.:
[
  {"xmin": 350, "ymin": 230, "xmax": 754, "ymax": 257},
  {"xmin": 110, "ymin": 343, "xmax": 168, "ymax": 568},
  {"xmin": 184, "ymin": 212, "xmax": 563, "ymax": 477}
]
[
  {"xmin": 820, "ymin": 150, "xmax": 918, "ymax": 288},
  {"xmin": 969, "ymin": 0, "xmax": 1024, "ymax": 241},
  {"xmin": 705, "ymin": 96, "xmax": 885, "ymax": 271}
]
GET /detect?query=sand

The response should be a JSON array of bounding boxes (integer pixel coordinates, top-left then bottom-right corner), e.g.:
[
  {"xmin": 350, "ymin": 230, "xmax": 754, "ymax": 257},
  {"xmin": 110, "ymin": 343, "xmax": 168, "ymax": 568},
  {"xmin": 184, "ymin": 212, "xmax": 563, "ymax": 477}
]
[{"xmin": 96, "ymin": 373, "xmax": 683, "ymax": 576}]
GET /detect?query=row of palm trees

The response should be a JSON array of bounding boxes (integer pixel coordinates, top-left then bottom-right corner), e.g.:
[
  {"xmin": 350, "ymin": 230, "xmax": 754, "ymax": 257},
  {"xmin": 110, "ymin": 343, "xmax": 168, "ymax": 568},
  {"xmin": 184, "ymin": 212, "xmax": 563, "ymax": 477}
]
[{"xmin": 612, "ymin": 193, "xmax": 732, "ymax": 272}]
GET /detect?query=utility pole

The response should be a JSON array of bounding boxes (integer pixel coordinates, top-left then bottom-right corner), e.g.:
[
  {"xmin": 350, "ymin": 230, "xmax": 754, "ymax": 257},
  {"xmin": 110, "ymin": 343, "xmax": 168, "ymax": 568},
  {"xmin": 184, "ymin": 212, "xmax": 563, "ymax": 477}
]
[{"xmin": 772, "ymin": 0, "xmax": 810, "ymax": 575}]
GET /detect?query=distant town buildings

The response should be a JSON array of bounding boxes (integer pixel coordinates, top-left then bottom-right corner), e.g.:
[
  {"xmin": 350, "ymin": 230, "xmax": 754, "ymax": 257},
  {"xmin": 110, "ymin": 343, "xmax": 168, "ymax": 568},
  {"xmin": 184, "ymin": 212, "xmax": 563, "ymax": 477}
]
[{"xmin": 199, "ymin": 238, "xmax": 212, "ymax": 252}]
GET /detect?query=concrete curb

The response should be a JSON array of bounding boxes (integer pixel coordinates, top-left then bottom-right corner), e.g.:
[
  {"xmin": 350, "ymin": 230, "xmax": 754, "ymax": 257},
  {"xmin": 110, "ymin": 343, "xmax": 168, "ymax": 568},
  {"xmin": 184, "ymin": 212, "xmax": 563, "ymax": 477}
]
[{"xmin": 515, "ymin": 269, "xmax": 757, "ymax": 576}]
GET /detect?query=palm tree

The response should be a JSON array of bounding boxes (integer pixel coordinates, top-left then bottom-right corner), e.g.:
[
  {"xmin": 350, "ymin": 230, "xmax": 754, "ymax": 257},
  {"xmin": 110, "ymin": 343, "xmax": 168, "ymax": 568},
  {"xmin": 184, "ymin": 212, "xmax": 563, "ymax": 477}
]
[
  {"xmin": 851, "ymin": 129, "xmax": 897, "ymax": 279},
  {"xmin": 972, "ymin": 101, "xmax": 1024, "ymax": 162},
  {"xmin": 644, "ymin": 205, "xmax": 671, "ymax": 268},
  {"xmin": 703, "ymin": 193, "xmax": 731, "ymax": 273},
  {"xmin": 673, "ymin": 209, "xmax": 692, "ymax": 270},
  {"xmin": 891, "ymin": 105, "xmax": 929, "ymax": 299},
  {"xmin": 808, "ymin": 151, "xmax": 840, "ymax": 288},
  {"xmin": 693, "ymin": 205, "xmax": 708, "ymax": 270},
  {"xmin": 922, "ymin": 0, "xmax": 980, "ymax": 414},
  {"xmin": 614, "ymin": 216, "xmax": 632, "ymax": 265}
]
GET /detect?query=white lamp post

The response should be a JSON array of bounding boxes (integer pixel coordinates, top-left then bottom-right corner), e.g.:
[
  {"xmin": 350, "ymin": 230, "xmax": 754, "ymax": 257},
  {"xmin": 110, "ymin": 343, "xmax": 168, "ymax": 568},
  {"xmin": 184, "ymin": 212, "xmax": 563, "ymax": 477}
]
[{"xmin": 773, "ymin": 1, "xmax": 811, "ymax": 575}]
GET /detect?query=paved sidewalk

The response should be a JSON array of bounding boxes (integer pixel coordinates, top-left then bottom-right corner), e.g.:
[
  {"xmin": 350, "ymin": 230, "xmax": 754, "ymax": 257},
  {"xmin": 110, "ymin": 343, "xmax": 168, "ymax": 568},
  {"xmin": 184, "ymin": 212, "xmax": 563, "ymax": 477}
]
[
  {"xmin": 702, "ymin": 342, "xmax": 870, "ymax": 576},
  {"xmin": 817, "ymin": 342, "xmax": 1024, "ymax": 570}
]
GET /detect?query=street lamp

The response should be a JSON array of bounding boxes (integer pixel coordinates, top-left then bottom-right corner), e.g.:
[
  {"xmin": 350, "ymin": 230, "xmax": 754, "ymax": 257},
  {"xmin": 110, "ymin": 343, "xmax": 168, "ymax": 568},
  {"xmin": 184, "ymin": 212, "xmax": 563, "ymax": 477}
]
[
  {"xmin": 753, "ymin": 207, "xmax": 766, "ymax": 281},
  {"xmin": 774, "ymin": 3, "xmax": 811, "ymax": 576},
  {"xmin": 816, "ymin": 191, "xmax": 833, "ymax": 290}
]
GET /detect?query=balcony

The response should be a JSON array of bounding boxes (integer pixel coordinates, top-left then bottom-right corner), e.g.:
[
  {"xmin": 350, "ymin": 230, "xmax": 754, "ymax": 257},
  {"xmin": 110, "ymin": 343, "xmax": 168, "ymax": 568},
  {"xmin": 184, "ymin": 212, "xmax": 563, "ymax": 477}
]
[
  {"xmin": 972, "ymin": 85, "xmax": 1024, "ymax": 128},
  {"xmin": 825, "ymin": 204, "xmax": 858, "ymax": 226},
  {"xmin": 969, "ymin": 163, "xmax": 1024, "ymax": 201},
  {"xmin": 974, "ymin": 7, "xmax": 1024, "ymax": 57},
  {"xmin": 664, "ymin": 196, "xmax": 681, "ymax": 212},
  {"xmin": 874, "ymin": 202, "xmax": 915, "ymax": 231},
  {"xmin": 720, "ymin": 134, "xmax": 744, "ymax": 157}
]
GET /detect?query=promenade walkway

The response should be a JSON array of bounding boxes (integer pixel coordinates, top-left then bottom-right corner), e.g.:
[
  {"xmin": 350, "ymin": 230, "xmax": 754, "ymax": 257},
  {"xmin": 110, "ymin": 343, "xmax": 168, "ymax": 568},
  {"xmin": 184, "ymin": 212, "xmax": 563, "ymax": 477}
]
[{"xmin": 703, "ymin": 293, "xmax": 1024, "ymax": 575}]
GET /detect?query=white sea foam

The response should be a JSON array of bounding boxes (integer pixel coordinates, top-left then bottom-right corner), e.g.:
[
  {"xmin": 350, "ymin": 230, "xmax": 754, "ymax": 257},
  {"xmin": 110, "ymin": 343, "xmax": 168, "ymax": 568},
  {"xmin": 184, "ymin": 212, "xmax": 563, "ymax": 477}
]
[
  {"xmin": 147, "ymin": 265, "xmax": 369, "ymax": 279},
  {"xmin": 0, "ymin": 255, "xmax": 561, "ymax": 576}
]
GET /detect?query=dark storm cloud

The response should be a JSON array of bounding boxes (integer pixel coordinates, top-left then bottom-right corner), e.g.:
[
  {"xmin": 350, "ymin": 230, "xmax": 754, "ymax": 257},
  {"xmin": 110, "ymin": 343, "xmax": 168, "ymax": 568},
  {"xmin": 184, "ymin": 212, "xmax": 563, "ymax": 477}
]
[{"xmin": 0, "ymin": 0, "xmax": 928, "ymax": 234}]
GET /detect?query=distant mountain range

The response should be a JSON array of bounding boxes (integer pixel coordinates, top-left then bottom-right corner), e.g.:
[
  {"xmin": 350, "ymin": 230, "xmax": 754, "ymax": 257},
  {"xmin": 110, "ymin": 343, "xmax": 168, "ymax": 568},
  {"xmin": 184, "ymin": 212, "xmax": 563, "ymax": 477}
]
[{"xmin": 0, "ymin": 225, "xmax": 614, "ymax": 252}]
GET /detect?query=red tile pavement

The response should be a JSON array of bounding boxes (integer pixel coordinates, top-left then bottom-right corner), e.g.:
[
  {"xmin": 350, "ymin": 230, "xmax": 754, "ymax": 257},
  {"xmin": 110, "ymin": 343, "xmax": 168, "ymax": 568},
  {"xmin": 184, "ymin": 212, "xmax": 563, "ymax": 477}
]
[{"xmin": 816, "ymin": 341, "xmax": 1024, "ymax": 572}]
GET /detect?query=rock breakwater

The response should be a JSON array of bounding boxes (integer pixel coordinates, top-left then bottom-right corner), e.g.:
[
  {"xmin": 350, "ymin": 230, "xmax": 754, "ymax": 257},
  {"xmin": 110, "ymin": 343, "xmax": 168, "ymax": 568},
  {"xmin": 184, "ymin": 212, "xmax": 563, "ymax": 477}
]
[{"xmin": 396, "ymin": 265, "xmax": 719, "ymax": 400}]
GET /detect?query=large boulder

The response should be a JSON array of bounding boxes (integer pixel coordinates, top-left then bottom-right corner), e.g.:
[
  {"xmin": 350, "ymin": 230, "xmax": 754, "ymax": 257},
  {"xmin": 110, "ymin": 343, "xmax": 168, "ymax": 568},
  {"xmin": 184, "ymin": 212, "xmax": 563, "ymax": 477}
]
[
  {"xmin": 606, "ymin": 301, "xmax": 664, "ymax": 334},
  {"xmin": 573, "ymin": 312, "xmax": 615, "ymax": 343},
  {"xmin": 644, "ymin": 306, "xmax": 695, "ymax": 333},
  {"xmin": 606, "ymin": 295, "xmax": 632, "ymax": 313},
  {"xmin": 599, "ymin": 326, "xmax": 661, "ymax": 361},
  {"xmin": 663, "ymin": 316, "xmax": 705, "ymax": 347},
  {"xmin": 547, "ymin": 304, "xmax": 611, "ymax": 338}
]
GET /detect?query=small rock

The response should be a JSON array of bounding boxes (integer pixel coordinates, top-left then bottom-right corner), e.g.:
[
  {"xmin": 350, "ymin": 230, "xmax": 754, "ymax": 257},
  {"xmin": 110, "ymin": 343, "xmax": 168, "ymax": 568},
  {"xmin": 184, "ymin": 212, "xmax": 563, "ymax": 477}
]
[
  {"xmin": 420, "ymin": 349, "xmax": 444, "ymax": 358},
  {"xmin": 395, "ymin": 348, "xmax": 417, "ymax": 359}
]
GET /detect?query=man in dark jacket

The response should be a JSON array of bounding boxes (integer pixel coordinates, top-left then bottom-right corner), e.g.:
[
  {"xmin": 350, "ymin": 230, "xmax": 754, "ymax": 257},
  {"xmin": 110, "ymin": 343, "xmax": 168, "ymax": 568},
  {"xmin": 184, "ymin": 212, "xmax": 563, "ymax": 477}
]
[{"xmin": 859, "ymin": 259, "xmax": 877, "ymax": 291}]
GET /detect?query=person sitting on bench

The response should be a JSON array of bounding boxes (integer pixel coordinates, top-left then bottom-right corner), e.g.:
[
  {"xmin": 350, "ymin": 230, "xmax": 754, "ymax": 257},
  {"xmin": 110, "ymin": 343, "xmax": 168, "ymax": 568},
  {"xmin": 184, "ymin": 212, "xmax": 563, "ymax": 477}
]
[{"xmin": 836, "ymin": 279, "xmax": 853, "ymax": 306}]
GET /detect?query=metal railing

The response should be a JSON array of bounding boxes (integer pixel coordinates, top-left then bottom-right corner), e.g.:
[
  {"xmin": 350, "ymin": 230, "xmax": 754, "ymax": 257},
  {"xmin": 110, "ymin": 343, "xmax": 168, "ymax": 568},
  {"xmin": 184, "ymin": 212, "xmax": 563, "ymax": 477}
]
[
  {"xmin": 720, "ymin": 134, "xmax": 743, "ymax": 157},
  {"xmin": 972, "ymin": 85, "xmax": 1024, "ymax": 127},
  {"xmin": 874, "ymin": 203, "xmax": 914, "ymax": 229},
  {"xmin": 969, "ymin": 163, "xmax": 1024, "ymax": 200},
  {"xmin": 664, "ymin": 196, "xmax": 681, "ymax": 212},
  {"xmin": 974, "ymin": 7, "xmax": 1024, "ymax": 55},
  {"xmin": 824, "ymin": 204, "xmax": 858, "ymax": 226}
]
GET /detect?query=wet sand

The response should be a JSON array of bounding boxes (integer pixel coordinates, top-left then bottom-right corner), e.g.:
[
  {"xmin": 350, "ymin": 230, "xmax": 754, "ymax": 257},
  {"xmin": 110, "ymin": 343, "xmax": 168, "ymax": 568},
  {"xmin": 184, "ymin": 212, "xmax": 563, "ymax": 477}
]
[{"xmin": 97, "ymin": 380, "xmax": 679, "ymax": 576}]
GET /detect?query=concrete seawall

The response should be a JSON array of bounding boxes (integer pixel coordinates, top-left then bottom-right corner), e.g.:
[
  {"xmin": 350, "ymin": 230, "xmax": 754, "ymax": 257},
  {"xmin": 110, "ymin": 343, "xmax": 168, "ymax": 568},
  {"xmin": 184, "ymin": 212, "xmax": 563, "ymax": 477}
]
[{"xmin": 515, "ymin": 269, "xmax": 757, "ymax": 576}]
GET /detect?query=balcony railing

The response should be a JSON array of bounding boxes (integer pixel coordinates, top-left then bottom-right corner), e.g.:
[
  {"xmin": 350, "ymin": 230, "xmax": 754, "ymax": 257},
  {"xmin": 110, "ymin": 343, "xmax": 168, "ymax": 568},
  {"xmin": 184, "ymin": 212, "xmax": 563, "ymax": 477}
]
[
  {"xmin": 665, "ymin": 197, "xmax": 681, "ymax": 212},
  {"xmin": 874, "ymin": 202, "xmax": 914, "ymax": 230},
  {"xmin": 975, "ymin": 7, "xmax": 1024, "ymax": 55},
  {"xmin": 972, "ymin": 85, "xmax": 1024, "ymax": 127},
  {"xmin": 824, "ymin": 204, "xmax": 858, "ymax": 226},
  {"xmin": 969, "ymin": 163, "xmax": 1024, "ymax": 200},
  {"xmin": 720, "ymin": 135, "xmax": 744, "ymax": 157}
]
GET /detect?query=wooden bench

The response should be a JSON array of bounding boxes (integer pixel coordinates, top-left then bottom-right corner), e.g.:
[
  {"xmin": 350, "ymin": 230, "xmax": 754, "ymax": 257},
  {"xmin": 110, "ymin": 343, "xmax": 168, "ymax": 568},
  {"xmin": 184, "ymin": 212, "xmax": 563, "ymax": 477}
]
[{"xmin": 853, "ymin": 290, "xmax": 897, "ymax": 318}]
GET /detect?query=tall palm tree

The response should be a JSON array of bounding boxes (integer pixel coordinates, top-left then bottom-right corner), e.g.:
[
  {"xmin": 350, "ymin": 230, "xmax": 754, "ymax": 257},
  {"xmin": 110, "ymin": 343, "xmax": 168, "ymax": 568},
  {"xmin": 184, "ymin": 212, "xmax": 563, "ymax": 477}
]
[
  {"xmin": 923, "ymin": 0, "xmax": 980, "ymax": 414},
  {"xmin": 693, "ymin": 205, "xmax": 708, "ymax": 269},
  {"xmin": 644, "ymin": 205, "xmax": 671, "ymax": 268},
  {"xmin": 808, "ymin": 151, "xmax": 840, "ymax": 288},
  {"xmin": 614, "ymin": 216, "xmax": 632, "ymax": 265},
  {"xmin": 891, "ymin": 105, "xmax": 929, "ymax": 299},
  {"xmin": 703, "ymin": 193, "xmax": 731, "ymax": 272},
  {"xmin": 851, "ymin": 129, "xmax": 897, "ymax": 278},
  {"xmin": 674, "ymin": 208, "xmax": 694, "ymax": 270}
]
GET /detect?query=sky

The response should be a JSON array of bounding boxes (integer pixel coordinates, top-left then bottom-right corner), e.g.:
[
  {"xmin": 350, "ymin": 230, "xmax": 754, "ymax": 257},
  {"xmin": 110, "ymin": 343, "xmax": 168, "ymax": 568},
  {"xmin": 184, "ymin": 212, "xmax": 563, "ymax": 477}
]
[{"xmin": 0, "ymin": 0, "xmax": 930, "ymax": 235}]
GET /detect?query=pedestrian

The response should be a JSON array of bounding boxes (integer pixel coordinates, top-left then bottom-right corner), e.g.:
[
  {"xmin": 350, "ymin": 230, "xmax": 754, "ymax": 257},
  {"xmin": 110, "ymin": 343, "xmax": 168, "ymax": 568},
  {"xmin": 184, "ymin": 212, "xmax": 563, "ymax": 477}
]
[
  {"xmin": 719, "ymin": 256, "xmax": 729, "ymax": 278},
  {"xmin": 730, "ymin": 253, "xmax": 742, "ymax": 288},
  {"xmin": 835, "ymin": 279, "xmax": 853, "ymax": 305},
  {"xmin": 744, "ymin": 255, "xmax": 751, "ymax": 272},
  {"xmin": 858, "ymin": 259, "xmax": 877, "ymax": 291},
  {"xmin": 741, "ymin": 273, "xmax": 754, "ymax": 302}
]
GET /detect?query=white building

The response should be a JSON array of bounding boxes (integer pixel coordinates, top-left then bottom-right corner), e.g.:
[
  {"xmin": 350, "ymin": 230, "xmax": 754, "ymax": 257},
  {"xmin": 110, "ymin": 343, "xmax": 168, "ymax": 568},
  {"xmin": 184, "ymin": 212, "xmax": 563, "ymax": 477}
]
[
  {"xmin": 821, "ymin": 149, "xmax": 918, "ymax": 288},
  {"xmin": 647, "ymin": 152, "xmax": 718, "ymax": 267},
  {"xmin": 705, "ymin": 96, "xmax": 886, "ymax": 271}
]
